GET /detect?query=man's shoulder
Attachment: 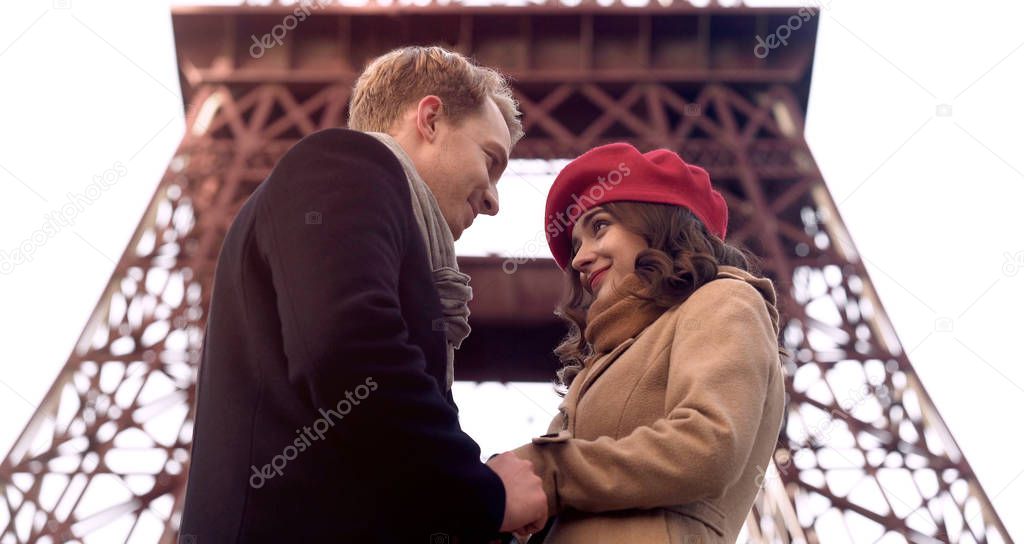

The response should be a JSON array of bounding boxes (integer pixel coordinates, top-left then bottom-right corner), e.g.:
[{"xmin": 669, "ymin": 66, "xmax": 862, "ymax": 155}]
[
  {"xmin": 254, "ymin": 127, "xmax": 410, "ymax": 209},
  {"xmin": 283, "ymin": 127, "xmax": 405, "ymax": 180},
  {"xmin": 292, "ymin": 127, "xmax": 386, "ymax": 152},
  {"xmin": 247, "ymin": 128, "xmax": 416, "ymax": 258}
]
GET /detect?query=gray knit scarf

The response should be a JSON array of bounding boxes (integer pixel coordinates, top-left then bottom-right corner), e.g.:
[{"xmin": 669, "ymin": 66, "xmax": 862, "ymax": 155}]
[{"xmin": 365, "ymin": 132, "xmax": 472, "ymax": 391}]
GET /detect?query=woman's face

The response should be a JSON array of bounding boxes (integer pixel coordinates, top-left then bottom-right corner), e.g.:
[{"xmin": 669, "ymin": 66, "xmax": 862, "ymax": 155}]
[{"xmin": 570, "ymin": 206, "xmax": 648, "ymax": 303}]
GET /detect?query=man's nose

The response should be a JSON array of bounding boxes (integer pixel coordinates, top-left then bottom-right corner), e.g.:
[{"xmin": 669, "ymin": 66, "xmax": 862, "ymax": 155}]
[{"xmin": 479, "ymin": 187, "xmax": 499, "ymax": 216}]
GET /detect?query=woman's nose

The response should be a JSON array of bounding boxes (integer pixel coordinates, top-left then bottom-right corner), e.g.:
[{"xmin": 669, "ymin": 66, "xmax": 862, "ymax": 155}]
[{"xmin": 571, "ymin": 243, "xmax": 595, "ymax": 272}]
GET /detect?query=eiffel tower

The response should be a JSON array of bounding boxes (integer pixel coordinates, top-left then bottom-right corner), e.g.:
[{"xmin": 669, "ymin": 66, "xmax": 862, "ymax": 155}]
[{"xmin": 0, "ymin": 1, "xmax": 1012, "ymax": 542}]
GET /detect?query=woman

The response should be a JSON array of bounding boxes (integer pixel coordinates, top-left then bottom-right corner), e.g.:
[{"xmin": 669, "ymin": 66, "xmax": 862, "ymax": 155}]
[{"xmin": 509, "ymin": 143, "xmax": 786, "ymax": 543}]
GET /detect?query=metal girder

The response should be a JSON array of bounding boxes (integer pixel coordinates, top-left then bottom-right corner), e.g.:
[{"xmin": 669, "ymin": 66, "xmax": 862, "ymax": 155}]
[{"xmin": 0, "ymin": 4, "xmax": 1011, "ymax": 544}]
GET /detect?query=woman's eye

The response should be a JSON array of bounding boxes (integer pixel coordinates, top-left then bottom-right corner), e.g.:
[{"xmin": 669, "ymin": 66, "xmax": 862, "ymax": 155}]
[{"xmin": 593, "ymin": 219, "xmax": 609, "ymax": 232}]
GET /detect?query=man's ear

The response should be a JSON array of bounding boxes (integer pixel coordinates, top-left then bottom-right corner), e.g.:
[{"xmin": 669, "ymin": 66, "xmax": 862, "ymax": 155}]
[{"xmin": 415, "ymin": 95, "xmax": 444, "ymax": 144}]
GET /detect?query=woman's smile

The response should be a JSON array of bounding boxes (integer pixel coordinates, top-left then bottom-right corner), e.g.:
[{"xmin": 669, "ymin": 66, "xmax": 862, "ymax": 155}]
[{"xmin": 588, "ymin": 267, "xmax": 609, "ymax": 293}]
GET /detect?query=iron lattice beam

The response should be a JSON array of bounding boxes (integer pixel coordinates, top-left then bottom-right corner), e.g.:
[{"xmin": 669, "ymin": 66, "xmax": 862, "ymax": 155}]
[{"xmin": 0, "ymin": 5, "xmax": 1011, "ymax": 543}]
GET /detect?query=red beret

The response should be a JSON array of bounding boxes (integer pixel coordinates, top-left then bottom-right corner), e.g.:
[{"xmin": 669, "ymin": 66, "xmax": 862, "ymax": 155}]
[{"xmin": 544, "ymin": 142, "xmax": 728, "ymax": 270}]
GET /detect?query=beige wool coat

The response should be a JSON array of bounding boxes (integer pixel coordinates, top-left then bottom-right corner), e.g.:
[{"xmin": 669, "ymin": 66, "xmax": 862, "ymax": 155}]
[{"xmin": 512, "ymin": 265, "xmax": 786, "ymax": 543}]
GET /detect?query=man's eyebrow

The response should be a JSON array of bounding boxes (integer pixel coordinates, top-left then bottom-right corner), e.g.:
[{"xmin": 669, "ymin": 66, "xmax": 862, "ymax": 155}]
[{"xmin": 483, "ymin": 141, "xmax": 509, "ymax": 174}]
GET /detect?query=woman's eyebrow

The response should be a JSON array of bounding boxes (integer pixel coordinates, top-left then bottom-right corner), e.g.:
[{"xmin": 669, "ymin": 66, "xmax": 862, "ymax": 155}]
[
  {"xmin": 569, "ymin": 208, "xmax": 603, "ymax": 254},
  {"xmin": 577, "ymin": 208, "xmax": 602, "ymax": 232}
]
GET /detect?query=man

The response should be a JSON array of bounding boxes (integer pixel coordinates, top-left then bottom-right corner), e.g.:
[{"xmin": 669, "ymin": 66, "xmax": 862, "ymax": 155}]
[{"xmin": 179, "ymin": 46, "xmax": 547, "ymax": 542}]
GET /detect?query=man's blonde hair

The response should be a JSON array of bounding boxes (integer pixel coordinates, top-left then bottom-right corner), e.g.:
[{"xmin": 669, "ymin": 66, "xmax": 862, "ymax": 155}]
[{"xmin": 348, "ymin": 46, "xmax": 524, "ymax": 146}]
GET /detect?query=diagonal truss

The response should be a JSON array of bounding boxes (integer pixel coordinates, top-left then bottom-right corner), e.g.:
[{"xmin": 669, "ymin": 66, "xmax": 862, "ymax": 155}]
[{"xmin": 0, "ymin": 4, "xmax": 1012, "ymax": 543}]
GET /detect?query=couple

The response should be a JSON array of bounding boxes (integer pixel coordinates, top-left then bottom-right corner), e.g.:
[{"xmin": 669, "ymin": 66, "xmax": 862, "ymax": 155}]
[{"xmin": 179, "ymin": 45, "xmax": 786, "ymax": 543}]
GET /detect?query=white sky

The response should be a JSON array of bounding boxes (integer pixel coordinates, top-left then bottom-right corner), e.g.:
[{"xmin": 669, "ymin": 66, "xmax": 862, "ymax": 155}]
[{"xmin": 0, "ymin": 0, "xmax": 1021, "ymax": 540}]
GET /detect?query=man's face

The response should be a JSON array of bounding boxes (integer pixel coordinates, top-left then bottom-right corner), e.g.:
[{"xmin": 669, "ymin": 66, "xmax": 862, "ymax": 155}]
[{"xmin": 415, "ymin": 97, "xmax": 512, "ymax": 240}]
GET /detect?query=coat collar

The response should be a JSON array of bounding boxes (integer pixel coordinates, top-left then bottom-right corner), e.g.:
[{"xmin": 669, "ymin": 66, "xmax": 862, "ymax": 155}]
[
  {"xmin": 574, "ymin": 336, "xmax": 638, "ymax": 405},
  {"xmin": 569, "ymin": 265, "xmax": 781, "ymax": 416},
  {"xmin": 583, "ymin": 272, "xmax": 662, "ymax": 355}
]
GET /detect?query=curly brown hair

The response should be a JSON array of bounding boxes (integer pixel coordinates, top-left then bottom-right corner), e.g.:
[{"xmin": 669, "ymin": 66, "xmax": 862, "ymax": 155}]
[{"xmin": 553, "ymin": 201, "xmax": 764, "ymax": 393}]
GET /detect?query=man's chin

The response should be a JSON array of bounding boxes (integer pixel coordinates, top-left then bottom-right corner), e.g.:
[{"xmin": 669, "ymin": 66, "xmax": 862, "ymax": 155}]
[{"xmin": 448, "ymin": 223, "xmax": 464, "ymax": 240}]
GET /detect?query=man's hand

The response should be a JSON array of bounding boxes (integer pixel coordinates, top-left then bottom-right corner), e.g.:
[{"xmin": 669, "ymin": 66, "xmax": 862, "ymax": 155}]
[
  {"xmin": 486, "ymin": 452, "xmax": 547, "ymax": 533},
  {"xmin": 512, "ymin": 518, "xmax": 547, "ymax": 543}
]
